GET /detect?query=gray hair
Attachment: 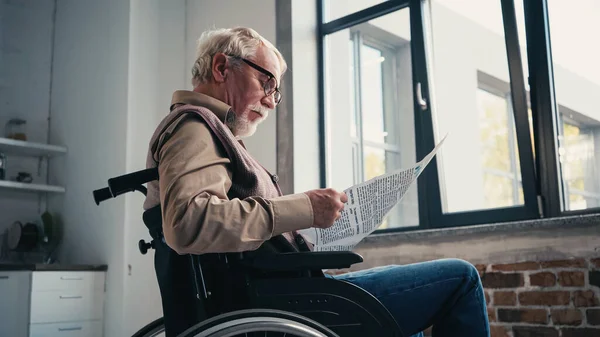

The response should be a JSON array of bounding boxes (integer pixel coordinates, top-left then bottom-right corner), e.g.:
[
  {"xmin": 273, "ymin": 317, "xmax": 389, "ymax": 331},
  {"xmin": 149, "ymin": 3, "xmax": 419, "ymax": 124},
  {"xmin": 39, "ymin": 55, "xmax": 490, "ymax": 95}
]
[{"xmin": 191, "ymin": 27, "xmax": 287, "ymax": 87}]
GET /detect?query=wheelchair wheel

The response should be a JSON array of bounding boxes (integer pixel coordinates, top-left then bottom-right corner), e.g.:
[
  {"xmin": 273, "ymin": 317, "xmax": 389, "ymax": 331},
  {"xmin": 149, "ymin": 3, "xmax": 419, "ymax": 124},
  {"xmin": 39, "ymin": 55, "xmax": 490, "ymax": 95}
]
[
  {"xmin": 178, "ymin": 309, "xmax": 339, "ymax": 337},
  {"xmin": 132, "ymin": 317, "xmax": 165, "ymax": 337}
]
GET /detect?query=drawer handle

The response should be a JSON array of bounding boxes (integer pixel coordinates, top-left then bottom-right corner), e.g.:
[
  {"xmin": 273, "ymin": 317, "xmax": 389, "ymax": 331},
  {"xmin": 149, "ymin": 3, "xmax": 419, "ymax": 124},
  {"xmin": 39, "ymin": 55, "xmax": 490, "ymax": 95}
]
[
  {"xmin": 58, "ymin": 326, "xmax": 83, "ymax": 331},
  {"xmin": 60, "ymin": 295, "xmax": 83, "ymax": 299},
  {"xmin": 60, "ymin": 276, "xmax": 83, "ymax": 280},
  {"xmin": 0, "ymin": 276, "xmax": 8, "ymax": 279}
]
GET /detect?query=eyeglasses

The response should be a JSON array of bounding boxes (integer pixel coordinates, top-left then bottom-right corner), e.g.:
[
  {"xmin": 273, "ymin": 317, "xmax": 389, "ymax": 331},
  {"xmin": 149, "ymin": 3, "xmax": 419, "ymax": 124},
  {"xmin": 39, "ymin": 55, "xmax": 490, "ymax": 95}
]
[{"xmin": 235, "ymin": 57, "xmax": 282, "ymax": 105}]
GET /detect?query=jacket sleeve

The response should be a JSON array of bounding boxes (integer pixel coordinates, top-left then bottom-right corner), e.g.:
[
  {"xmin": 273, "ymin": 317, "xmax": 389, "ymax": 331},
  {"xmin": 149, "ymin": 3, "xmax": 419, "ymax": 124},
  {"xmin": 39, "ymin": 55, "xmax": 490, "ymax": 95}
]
[{"xmin": 157, "ymin": 118, "xmax": 314, "ymax": 255}]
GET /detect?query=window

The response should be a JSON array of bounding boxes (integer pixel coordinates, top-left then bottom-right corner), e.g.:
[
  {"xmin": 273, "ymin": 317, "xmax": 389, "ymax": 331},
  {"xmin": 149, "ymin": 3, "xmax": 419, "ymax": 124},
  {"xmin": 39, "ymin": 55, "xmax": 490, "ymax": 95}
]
[
  {"xmin": 546, "ymin": 0, "xmax": 600, "ymax": 212},
  {"xmin": 323, "ymin": 0, "xmax": 389, "ymax": 23},
  {"xmin": 318, "ymin": 0, "xmax": 600, "ymax": 233},
  {"xmin": 558, "ymin": 115, "xmax": 600, "ymax": 210},
  {"xmin": 477, "ymin": 86, "xmax": 523, "ymax": 209},
  {"xmin": 323, "ymin": 5, "xmax": 416, "ymax": 229}
]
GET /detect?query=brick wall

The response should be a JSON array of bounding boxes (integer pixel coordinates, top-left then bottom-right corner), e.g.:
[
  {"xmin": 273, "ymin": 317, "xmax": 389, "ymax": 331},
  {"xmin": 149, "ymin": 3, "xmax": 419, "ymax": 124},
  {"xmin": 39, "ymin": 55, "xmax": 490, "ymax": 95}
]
[
  {"xmin": 477, "ymin": 257, "xmax": 599, "ymax": 337},
  {"xmin": 328, "ymin": 255, "xmax": 600, "ymax": 336}
]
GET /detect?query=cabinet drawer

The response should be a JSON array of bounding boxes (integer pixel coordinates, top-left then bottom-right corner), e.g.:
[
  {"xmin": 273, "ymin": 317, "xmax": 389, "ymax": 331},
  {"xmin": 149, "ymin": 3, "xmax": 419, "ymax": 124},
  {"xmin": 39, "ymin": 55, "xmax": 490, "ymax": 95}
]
[
  {"xmin": 29, "ymin": 320, "xmax": 103, "ymax": 337},
  {"xmin": 30, "ymin": 290, "xmax": 104, "ymax": 323},
  {"xmin": 32, "ymin": 271, "xmax": 105, "ymax": 292}
]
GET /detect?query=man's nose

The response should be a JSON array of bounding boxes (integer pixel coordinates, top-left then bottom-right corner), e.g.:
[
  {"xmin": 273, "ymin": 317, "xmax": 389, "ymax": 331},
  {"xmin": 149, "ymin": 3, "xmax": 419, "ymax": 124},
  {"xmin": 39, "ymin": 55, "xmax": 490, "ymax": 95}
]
[{"xmin": 261, "ymin": 94, "xmax": 276, "ymax": 110}]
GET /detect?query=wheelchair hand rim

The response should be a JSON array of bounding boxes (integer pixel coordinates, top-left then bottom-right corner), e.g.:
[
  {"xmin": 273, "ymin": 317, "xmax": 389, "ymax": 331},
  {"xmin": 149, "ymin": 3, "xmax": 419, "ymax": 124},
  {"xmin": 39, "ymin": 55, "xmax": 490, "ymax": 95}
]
[{"xmin": 190, "ymin": 316, "xmax": 330, "ymax": 337}]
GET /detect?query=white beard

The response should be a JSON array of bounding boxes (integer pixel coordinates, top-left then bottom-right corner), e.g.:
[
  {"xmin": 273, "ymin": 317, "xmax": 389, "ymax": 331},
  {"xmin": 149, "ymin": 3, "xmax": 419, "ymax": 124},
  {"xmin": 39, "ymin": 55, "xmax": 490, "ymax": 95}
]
[{"xmin": 227, "ymin": 109, "xmax": 268, "ymax": 139}]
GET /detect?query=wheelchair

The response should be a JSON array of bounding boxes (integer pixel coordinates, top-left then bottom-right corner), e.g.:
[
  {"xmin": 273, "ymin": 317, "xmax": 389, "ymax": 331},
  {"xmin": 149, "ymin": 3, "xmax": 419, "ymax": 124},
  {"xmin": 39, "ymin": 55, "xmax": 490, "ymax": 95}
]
[{"xmin": 93, "ymin": 168, "xmax": 406, "ymax": 337}]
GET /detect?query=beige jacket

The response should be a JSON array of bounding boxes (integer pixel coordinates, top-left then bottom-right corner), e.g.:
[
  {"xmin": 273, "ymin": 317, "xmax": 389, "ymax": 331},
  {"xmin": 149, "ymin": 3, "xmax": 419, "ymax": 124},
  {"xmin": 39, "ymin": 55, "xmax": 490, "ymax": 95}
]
[{"xmin": 143, "ymin": 90, "xmax": 314, "ymax": 254}]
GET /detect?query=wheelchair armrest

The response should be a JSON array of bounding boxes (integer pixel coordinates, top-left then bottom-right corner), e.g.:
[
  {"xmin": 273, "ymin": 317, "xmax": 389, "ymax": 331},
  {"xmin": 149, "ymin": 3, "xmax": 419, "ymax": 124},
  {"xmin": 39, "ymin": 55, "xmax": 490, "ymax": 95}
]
[{"xmin": 240, "ymin": 251, "xmax": 363, "ymax": 271}]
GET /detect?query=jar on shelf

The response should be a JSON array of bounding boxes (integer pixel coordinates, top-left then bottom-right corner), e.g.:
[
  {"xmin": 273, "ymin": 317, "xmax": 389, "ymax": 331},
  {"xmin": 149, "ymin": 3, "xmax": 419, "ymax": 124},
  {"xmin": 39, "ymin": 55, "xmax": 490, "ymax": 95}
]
[{"xmin": 5, "ymin": 118, "xmax": 27, "ymax": 141}]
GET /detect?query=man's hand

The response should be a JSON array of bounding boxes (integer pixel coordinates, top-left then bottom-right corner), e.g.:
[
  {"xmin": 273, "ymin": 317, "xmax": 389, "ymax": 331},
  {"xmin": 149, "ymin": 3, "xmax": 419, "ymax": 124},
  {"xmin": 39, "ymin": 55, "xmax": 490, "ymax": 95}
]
[{"xmin": 304, "ymin": 188, "xmax": 348, "ymax": 229}]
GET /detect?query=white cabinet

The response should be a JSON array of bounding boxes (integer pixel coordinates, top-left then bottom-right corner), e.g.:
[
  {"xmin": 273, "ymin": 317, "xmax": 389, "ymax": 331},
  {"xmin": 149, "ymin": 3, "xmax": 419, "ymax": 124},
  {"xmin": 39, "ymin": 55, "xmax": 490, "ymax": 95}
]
[
  {"xmin": 29, "ymin": 321, "xmax": 103, "ymax": 337},
  {"xmin": 0, "ymin": 271, "xmax": 31, "ymax": 337},
  {"xmin": 0, "ymin": 269, "xmax": 106, "ymax": 337}
]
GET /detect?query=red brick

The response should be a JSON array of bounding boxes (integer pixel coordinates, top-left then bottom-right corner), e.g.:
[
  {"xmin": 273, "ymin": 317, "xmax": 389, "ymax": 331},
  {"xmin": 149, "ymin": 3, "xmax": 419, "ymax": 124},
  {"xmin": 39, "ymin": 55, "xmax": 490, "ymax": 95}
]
[
  {"xmin": 530, "ymin": 272, "xmax": 557, "ymax": 287},
  {"xmin": 573, "ymin": 290, "xmax": 600, "ymax": 307},
  {"xmin": 591, "ymin": 258, "xmax": 600, "ymax": 269},
  {"xmin": 475, "ymin": 264, "xmax": 488, "ymax": 276},
  {"xmin": 485, "ymin": 291, "xmax": 491, "ymax": 304},
  {"xmin": 513, "ymin": 326, "xmax": 558, "ymax": 337},
  {"xmin": 490, "ymin": 325, "xmax": 509, "ymax": 337},
  {"xmin": 498, "ymin": 308, "xmax": 548, "ymax": 324},
  {"xmin": 558, "ymin": 271, "xmax": 585, "ymax": 287},
  {"xmin": 494, "ymin": 291, "xmax": 517, "ymax": 306},
  {"xmin": 519, "ymin": 291, "xmax": 571, "ymax": 306},
  {"xmin": 561, "ymin": 328, "xmax": 600, "ymax": 337},
  {"xmin": 488, "ymin": 308, "xmax": 497, "ymax": 322},
  {"xmin": 540, "ymin": 258, "xmax": 587, "ymax": 268},
  {"xmin": 492, "ymin": 261, "xmax": 540, "ymax": 271},
  {"xmin": 482, "ymin": 273, "xmax": 524, "ymax": 288},
  {"xmin": 587, "ymin": 309, "xmax": 600, "ymax": 325},
  {"xmin": 551, "ymin": 309, "xmax": 583, "ymax": 326}
]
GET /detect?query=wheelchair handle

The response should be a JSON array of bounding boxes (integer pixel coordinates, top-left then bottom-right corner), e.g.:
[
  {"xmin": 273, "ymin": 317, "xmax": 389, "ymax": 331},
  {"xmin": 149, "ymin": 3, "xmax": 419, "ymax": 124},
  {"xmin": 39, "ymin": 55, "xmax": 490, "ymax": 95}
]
[
  {"xmin": 92, "ymin": 185, "xmax": 148, "ymax": 205},
  {"xmin": 108, "ymin": 168, "xmax": 158, "ymax": 196},
  {"xmin": 92, "ymin": 187, "xmax": 113, "ymax": 205}
]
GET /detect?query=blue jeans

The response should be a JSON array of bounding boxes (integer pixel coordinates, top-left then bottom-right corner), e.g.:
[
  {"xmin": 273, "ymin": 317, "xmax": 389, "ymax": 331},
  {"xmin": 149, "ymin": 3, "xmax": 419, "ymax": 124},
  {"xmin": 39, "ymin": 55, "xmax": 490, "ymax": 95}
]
[{"xmin": 330, "ymin": 258, "xmax": 490, "ymax": 337}]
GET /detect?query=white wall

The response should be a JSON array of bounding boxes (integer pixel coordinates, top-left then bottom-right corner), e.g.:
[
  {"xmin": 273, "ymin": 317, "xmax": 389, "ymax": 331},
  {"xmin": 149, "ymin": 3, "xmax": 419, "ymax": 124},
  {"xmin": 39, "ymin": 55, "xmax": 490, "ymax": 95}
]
[
  {"xmin": 48, "ymin": 1, "xmax": 130, "ymax": 336},
  {"xmin": 291, "ymin": 0, "xmax": 321, "ymax": 192},
  {"xmin": 122, "ymin": 0, "xmax": 186, "ymax": 335},
  {"xmin": 0, "ymin": 0, "xmax": 54, "ymax": 236}
]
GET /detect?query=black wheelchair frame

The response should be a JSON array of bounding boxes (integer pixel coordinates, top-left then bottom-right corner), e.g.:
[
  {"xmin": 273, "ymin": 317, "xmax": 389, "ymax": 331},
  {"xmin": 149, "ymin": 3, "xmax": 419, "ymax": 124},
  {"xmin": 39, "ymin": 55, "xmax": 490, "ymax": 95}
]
[{"xmin": 93, "ymin": 168, "xmax": 406, "ymax": 337}]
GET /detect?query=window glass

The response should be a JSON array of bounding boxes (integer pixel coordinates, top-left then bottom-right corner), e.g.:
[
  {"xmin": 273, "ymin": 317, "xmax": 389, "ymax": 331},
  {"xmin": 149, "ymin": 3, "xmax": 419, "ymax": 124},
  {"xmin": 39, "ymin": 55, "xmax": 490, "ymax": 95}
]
[
  {"xmin": 426, "ymin": 0, "xmax": 527, "ymax": 212},
  {"xmin": 478, "ymin": 88, "xmax": 523, "ymax": 208},
  {"xmin": 324, "ymin": 8, "xmax": 416, "ymax": 228},
  {"xmin": 361, "ymin": 45, "xmax": 386, "ymax": 144},
  {"xmin": 546, "ymin": 0, "xmax": 600, "ymax": 211}
]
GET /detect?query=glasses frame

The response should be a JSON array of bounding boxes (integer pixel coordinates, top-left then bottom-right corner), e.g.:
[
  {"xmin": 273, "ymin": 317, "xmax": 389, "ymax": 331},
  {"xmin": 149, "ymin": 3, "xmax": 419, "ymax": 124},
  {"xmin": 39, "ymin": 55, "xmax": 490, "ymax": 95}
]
[{"xmin": 233, "ymin": 56, "xmax": 282, "ymax": 105}]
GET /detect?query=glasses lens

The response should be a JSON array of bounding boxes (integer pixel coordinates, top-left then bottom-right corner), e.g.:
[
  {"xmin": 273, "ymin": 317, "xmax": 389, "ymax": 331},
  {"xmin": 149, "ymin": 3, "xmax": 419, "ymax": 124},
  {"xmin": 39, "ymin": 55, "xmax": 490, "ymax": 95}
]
[
  {"xmin": 264, "ymin": 77, "xmax": 276, "ymax": 94},
  {"xmin": 274, "ymin": 91, "xmax": 282, "ymax": 104}
]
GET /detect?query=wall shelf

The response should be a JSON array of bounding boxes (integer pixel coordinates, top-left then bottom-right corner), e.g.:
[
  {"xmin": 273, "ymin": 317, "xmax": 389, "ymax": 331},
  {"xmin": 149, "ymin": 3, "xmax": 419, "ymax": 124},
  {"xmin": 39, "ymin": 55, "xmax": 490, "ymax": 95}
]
[
  {"xmin": 0, "ymin": 137, "xmax": 67, "ymax": 157},
  {"xmin": 0, "ymin": 180, "xmax": 65, "ymax": 193}
]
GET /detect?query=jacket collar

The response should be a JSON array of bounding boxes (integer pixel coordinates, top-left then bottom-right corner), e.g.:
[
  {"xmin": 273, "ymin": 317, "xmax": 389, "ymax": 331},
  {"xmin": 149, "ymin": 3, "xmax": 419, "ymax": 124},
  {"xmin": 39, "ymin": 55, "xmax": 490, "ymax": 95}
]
[{"xmin": 170, "ymin": 90, "xmax": 232, "ymax": 124}]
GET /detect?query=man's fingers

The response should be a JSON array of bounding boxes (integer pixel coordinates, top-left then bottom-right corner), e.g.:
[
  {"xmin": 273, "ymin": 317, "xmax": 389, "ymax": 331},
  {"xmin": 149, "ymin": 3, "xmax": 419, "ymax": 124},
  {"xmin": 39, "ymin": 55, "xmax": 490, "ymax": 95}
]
[{"xmin": 340, "ymin": 192, "xmax": 348, "ymax": 203}]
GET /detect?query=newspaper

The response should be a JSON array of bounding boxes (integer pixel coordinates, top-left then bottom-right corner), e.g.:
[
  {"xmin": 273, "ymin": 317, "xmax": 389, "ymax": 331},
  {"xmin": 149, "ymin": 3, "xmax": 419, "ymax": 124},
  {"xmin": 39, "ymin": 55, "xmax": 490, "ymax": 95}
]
[{"xmin": 299, "ymin": 135, "xmax": 447, "ymax": 252}]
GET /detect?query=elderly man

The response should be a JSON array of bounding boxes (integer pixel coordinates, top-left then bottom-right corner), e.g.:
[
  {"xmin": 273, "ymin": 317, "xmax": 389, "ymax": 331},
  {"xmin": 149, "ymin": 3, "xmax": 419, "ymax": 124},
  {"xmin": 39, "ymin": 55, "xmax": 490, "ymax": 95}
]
[{"xmin": 143, "ymin": 27, "xmax": 490, "ymax": 337}]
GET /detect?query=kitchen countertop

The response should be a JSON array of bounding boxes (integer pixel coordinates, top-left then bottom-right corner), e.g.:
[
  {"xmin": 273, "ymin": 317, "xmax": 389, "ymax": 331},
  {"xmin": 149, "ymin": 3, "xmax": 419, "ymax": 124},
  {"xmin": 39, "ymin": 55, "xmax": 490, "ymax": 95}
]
[{"xmin": 0, "ymin": 263, "xmax": 108, "ymax": 271}]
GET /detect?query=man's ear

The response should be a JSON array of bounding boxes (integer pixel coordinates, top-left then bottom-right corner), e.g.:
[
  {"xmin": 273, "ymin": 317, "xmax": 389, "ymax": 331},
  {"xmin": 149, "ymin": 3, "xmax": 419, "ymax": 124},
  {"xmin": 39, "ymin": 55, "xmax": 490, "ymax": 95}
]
[{"xmin": 212, "ymin": 53, "xmax": 228, "ymax": 83}]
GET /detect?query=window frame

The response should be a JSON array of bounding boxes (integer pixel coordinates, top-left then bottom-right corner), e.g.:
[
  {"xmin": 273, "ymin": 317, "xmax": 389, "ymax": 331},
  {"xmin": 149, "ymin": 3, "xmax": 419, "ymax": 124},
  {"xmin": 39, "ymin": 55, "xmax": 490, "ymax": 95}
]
[{"xmin": 317, "ymin": 0, "xmax": 600, "ymax": 234}]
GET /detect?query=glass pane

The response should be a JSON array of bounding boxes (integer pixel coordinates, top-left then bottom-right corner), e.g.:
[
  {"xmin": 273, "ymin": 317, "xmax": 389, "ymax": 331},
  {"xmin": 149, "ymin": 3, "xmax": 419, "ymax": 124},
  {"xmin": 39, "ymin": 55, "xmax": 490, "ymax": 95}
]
[
  {"xmin": 324, "ymin": 0, "xmax": 388, "ymax": 23},
  {"xmin": 479, "ymin": 89, "xmax": 511, "ymax": 173},
  {"xmin": 547, "ymin": 0, "xmax": 600, "ymax": 211},
  {"xmin": 349, "ymin": 39, "xmax": 357, "ymax": 138},
  {"xmin": 427, "ymin": 0, "xmax": 526, "ymax": 213},
  {"xmin": 364, "ymin": 146, "xmax": 385, "ymax": 180},
  {"xmin": 361, "ymin": 45, "xmax": 385, "ymax": 144},
  {"xmin": 324, "ymin": 7, "xmax": 416, "ymax": 228}
]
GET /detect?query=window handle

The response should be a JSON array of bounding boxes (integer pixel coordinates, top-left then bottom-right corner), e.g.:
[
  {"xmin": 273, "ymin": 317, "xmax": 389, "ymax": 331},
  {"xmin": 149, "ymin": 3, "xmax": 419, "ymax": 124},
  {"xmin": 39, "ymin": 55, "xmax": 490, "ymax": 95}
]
[{"xmin": 416, "ymin": 82, "xmax": 428, "ymax": 111}]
